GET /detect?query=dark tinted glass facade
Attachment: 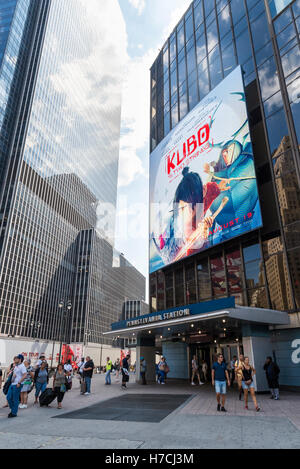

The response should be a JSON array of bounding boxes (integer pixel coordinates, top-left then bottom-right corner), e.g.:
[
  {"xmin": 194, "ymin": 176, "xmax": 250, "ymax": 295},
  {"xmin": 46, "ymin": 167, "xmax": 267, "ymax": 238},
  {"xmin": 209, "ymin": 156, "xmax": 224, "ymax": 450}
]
[
  {"xmin": 149, "ymin": 0, "xmax": 300, "ymax": 320},
  {"xmin": 0, "ymin": 0, "xmax": 145, "ymax": 344}
]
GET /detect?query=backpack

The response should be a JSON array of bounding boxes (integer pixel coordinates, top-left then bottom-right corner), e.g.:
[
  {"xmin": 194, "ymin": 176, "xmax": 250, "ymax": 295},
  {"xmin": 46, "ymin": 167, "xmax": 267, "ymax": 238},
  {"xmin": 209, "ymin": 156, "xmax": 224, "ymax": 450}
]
[{"xmin": 3, "ymin": 373, "xmax": 13, "ymax": 396}]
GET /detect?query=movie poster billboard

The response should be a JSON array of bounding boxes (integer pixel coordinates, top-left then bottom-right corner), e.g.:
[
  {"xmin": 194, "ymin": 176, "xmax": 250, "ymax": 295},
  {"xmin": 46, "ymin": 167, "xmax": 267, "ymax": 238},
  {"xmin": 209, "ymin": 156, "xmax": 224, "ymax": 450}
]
[{"xmin": 150, "ymin": 66, "xmax": 262, "ymax": 274}]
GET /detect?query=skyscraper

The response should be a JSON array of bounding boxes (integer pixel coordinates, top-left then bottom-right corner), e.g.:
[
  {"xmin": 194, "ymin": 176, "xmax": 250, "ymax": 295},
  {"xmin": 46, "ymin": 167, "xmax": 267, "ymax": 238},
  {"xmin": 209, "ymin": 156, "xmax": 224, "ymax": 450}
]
[{"xmin": 0, "ymin": 0, "xmax": 145, "ymax": 346}]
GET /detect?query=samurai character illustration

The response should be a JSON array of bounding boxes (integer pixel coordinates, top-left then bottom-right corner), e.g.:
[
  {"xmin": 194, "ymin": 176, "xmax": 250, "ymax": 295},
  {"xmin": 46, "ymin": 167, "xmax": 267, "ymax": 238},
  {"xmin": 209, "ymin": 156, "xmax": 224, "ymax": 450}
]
[
  {"xmin": 203, "ymin": 139, "xmax": 259, "ymax": 242},
  {"xmin": 152, "ymin": 167, "xmax": 229, "ymax": 265}
]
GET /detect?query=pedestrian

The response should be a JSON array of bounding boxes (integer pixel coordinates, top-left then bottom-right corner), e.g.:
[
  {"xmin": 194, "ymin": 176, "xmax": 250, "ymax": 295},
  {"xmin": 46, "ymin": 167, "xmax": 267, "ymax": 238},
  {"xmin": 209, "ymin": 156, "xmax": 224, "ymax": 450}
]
[
  {"xmin": 235, "ymin": 354, "xmax": 245, "ymax": 400},
  {"xmin": 19, "ymin": 359, "xmax": 34, "ymax": 409},
  {"xmin": 157, "ymin": 356, "xmax": 169, "ymax": 385},
  {"xmin": 140, "ymin": 357, "xmax": 147, "ymax": 385},
  {"xmin": 114, "ymin": 358, "xmax": 120, "ymax": 382},
  {"xmin": 64, "ymin": 359, "xmax": 73, "ymax": 390},
  {"xmin": 201, "ymin": 360, "xmax": 208, "ymax": 382},
  {"xmin": 212, "ymin": 353, "xmax": 230, "ymax": 412},
  {"xmin": 34, "ymin": 360, "xmax": 49, "ymax": 404},
  {"xmin": 242, "ymin": 357, "xmax": 260, "ymax": 411},
  {"xmin": 230, "ymin": 355, "xmax": 237, "ymax": 387},
  {"xmin": 121, "ymin": 353, "xmax": 130, "ymax": 389},
  {"xmin": 77, "ymin": 357, "xmax": 85, "ymax": 382},
  {"xmin": 7, "ymin": 355, "xmax": 27, "ymax": 418},
  {"xmin": 82, "ymin": 356, "xmax": 94, "ymax": 395},
  {"xmin": 2, "ymin": 362, "xmax": 14, "ymax": 408},
  {"xmin": 191, "ymin": 355, "xmax": 204, "ymax": 386},
  {"xmin": 105, "ymin": 357, "xmax": 113, "ymax": 385},
  {"xmin": 264, "ymin": 356, "xmax": 280, "ymax": 400},
  {"xmin": 53, "ymin": 363, "xmax": 67, "ymax": 409},
  {"xmin": 36, "ymin": 354, "xmax": 47, "ymax": 368}
]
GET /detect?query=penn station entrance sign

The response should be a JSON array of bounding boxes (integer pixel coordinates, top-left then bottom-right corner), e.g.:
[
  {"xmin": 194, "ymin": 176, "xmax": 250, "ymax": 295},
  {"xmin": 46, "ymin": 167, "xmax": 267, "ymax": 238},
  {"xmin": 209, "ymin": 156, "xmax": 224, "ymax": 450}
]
[{"xmin": 127, "ymin": 308, "xmax": 191, "ymax": 327}]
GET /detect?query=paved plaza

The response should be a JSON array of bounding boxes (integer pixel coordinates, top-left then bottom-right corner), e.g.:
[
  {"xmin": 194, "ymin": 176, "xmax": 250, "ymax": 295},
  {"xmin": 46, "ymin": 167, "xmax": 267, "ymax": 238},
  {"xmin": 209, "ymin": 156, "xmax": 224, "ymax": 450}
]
[{"xmin": 0, "ymin": 374, "xmax": 300, "ymax": 449}]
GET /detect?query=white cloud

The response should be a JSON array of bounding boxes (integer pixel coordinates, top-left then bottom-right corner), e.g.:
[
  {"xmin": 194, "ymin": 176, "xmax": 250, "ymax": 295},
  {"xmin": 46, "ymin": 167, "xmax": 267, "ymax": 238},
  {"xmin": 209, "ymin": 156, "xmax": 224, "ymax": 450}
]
[
  {"xmin": 128, "ymin": 0, "xmax": 146, "ymax": 15},
  {"xmin": 118, "ymin": 0, "xmax": 192, "ymax": 188}
]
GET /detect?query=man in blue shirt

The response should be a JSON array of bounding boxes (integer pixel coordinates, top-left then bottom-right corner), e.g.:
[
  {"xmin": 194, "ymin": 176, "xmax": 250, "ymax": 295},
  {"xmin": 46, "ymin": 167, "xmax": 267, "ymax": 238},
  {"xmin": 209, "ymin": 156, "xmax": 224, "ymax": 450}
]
[{"xmin": 212, "ymin": 353, "xmax": 231, "ymax": 412}]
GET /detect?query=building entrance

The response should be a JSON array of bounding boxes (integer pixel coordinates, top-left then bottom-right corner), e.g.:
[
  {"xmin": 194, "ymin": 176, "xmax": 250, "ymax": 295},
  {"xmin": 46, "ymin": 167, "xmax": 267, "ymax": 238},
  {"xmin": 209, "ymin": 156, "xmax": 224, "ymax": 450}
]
[{"xmin": 189, "ymin": 342, "xmax": 243, "ymax": 383}]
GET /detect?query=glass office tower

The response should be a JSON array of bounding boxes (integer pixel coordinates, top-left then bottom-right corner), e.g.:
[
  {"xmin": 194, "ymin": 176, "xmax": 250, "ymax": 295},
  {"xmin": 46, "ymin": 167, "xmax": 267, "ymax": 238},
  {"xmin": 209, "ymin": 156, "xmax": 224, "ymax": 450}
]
[
  {"xmin": 149, "ymin": 0, "xmax": 300, "ymax": 387},
  {"xmin": 0, "ymin": 0, "xmax": 145, "ymax": 344}
]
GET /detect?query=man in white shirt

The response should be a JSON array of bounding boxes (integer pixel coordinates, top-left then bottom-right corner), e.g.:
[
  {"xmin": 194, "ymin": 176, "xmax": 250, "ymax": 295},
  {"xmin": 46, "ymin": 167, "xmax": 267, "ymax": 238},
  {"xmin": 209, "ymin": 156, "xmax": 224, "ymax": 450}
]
[
  {"xmin": 64, "ymin": 360, "xmax": 73, "ymax": 390},
  {"xmin": 7, "ymin": 355, "xmax": 27, "ymax": 418}
]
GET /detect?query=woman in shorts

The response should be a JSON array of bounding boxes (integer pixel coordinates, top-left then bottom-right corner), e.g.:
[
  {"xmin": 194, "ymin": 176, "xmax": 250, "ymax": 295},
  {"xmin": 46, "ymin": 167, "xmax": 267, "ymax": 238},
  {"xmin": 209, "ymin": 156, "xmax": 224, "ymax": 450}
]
[{"xmin": 242, "ymin": 357, "xmax": 260, "ymax": 412}]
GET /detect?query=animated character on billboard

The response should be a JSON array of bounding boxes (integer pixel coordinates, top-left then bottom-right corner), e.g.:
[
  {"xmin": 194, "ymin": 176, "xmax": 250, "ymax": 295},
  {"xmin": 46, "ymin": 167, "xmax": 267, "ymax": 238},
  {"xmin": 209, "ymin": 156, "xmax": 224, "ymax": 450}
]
[
  {"xmin": 204, "ymin": 138, "xmax": 259, "ymax": 242},
  {"xmin": 152, "ymin": 167, "xmax": 229, "ymax": 265}
]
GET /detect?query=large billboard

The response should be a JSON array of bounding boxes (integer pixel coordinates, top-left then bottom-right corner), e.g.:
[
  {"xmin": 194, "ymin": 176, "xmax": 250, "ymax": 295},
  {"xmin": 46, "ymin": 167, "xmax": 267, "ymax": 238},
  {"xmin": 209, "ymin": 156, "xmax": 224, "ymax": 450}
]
[{"xmin": 150, "ymin": 66, "xmax": 262, "ymax": 274}]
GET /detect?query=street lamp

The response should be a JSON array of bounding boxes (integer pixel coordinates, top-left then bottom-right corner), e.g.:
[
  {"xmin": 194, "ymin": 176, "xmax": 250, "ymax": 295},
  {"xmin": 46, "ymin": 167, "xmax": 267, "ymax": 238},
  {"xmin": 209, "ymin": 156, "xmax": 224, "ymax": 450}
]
[
  {"xmin": 30, "ymin": 321, "xmax": 41, "ymax": 339},
  {"xmin": 58, "ymin": 300, "xmax": 72, "ymax": 363}
]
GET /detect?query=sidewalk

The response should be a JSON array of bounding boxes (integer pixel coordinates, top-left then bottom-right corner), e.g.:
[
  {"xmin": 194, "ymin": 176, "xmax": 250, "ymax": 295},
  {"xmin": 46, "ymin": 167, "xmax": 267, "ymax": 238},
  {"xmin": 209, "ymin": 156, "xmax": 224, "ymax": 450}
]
[{"xmin": 0, "ymin": 374, "xmax": 300, "ymax": 449}]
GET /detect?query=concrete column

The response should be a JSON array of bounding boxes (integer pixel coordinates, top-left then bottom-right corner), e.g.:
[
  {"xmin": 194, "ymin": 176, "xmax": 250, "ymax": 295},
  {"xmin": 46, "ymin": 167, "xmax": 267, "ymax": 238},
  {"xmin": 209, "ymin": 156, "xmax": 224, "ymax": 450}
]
[
  {"xmin": 162, "ymin": 341, "xmax": 189, "ymax": 379},
  {"xmin": 135, "ymin": 337, "xmax": 156, "ymax": 384},
  {"xmin": 242, "ymin": 325, "xmax": 273, "ymax": 392}
]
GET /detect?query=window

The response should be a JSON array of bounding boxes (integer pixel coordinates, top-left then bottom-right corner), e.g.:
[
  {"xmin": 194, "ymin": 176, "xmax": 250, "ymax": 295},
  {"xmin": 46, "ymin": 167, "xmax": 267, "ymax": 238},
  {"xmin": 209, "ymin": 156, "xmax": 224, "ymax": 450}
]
[
  {"xmin": 272, "ymin": 1, "xmax": 293, "ymax": 26},
  {"xmin": 222, "ymin": 42, "xmax": 237, "ymax": 77},
  {"xmin": 198, "ymin": 66, "xmax": 210, "ymax": 99},
  {"xmin": 179, "ymin": 92, "xmax": 188, "ymax": 119},
  {"xmin": 196, "ymin": 32, "xmax": 207, "ymax": 64},
  {"xmin": 175, "ymin": 268, "xmax": 184, "ymax": 306},
  {"xmin": 258, "ymin": 56, "xmax": 280, "ymax": 101},
  {"xmin": 266, "ymin": 108, "xmax": 289, "ymax": 153},
  {"xmin": 178, "ymin": 56, "xmax": 187, "ymax": 86},
  {"xmin": 185, "ymin": 12, "xmax": 194, "ymax": 41},
  {"xmin": 187, "ymin": 45, "xmax": 197, "ymax": 75},
  {"xmin": 194, "ymin": 1, "xmax": 204, "ymax": 27},
  {"xmin": 197, "ymin": 260, "xmax": 211, "ymax": 299},
  {"xmin": 230, "ymin": 0, "xmax": 246, "ymax": 24},
  {"xmin": 250, "ymin": 11, "xmax": 270, "ymax": 52},
  {"xmin": 235, "ymin": 28, "xmax": 252, "ymax": 64},
  {"xmin": 185, "ymin": 263, "xmax": 197, "ymax": 304},
  {"xmin": 281, "ymin": 44, "xmax": 300, "ymax": 78},
  {"xmin": 209, "ymin": 47, "xmax": 222, "ymax": 89},
  {"xmin": 243, "ymin": 243, "xmax": 265, "ymax": 289},
  {"xmin": 206, "ymin": 19, "xmax": 219, "ymax": 52},
  {"xmin": 218, "ymin": 5, "xmax": 231, "ymax": 39},
  {"xmin": 188, "ymin": 81, "xmax": 198, "ymax": 110},
  {"xmin": 211, "ymin": 255, "xmax": 227, "ymax": 297}
]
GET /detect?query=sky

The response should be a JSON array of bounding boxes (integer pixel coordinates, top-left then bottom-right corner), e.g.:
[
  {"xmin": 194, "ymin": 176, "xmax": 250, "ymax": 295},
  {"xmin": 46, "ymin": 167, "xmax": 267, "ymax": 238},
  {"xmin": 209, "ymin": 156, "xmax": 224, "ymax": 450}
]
[{"xmin": 115, "ymin": 0, "xmax": 192, "ymax": 289}]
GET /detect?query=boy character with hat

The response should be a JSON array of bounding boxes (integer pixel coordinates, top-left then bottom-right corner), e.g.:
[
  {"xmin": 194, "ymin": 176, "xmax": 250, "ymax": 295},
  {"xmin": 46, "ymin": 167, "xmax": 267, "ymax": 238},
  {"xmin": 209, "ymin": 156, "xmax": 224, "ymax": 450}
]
[{"xmin": 7, "ymin": 355, "xmax": 27, "ymax": 418}]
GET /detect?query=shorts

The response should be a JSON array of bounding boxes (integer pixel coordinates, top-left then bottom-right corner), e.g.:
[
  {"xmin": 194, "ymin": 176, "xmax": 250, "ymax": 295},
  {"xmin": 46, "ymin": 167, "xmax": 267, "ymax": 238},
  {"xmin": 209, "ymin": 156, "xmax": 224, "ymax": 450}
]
[
  {"xmin": 215, "ymin": 380, "xmax": 226, "ymax": 395},
  {"xmin": 242, "ymin": 381, "xmax": 255, "ymax": 390}
]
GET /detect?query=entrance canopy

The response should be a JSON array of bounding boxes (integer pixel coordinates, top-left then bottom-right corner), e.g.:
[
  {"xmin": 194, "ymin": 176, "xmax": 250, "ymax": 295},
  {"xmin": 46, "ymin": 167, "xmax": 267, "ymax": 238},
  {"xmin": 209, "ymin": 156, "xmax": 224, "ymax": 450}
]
[{"xmin": 104, "ymin": 297, "xmax": 289, "ymax": 342}]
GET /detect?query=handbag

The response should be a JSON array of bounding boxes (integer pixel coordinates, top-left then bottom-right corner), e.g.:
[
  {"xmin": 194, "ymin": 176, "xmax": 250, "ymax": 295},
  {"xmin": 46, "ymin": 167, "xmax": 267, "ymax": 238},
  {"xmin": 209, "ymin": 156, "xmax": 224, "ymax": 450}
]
[
  {"xmin": 3, "ymin": 373, "xmax": 13, "ymax": 396},
  {"xmin": 60, "ymin": 384, "xmax": 67, "ymax": 393}
]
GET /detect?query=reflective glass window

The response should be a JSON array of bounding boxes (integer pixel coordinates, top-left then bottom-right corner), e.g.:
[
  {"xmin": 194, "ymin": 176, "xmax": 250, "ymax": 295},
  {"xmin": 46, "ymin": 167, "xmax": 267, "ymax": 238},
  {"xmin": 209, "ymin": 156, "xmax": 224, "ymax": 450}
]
[
  {"xmin": 266, "ymin": 108, "xmax": 289, "ymax": 153},
  {"xmin": 272, "ymin": 2, "xmax": 293, "ymax": 27},
  {"xmin": 178, "ymin": 57, "xmax": 187, "ymax": 86},
  {"xmin": 235, "ymin": 28, "xmax": 252, "ymax": 64},
  {"xmin": 188, "ymin": 81, "xmax": 199, "ymax": 110},
  {"xmin": 171, "ymin": 103, "xmax": 179, "ymax": 127},
  {"xmin": 177, "ymin": 26, "xmax": 185, "ymax": 51},
  {"xmin": 277, "ymin": 21, "xmax": 297, "ymax": 50},
  {"xmin": 226, "ymin": 249, "xmax": 244, "ymax": 294},
  {"xmin": 281, "ymin": 44, "xmax": 300, "ymax": 78},
  {"xmin": 258, "ymin": 56, "xmax": 280, "ymax": 101},
  {"xmin": 204, "ymin": 0, "xmax": 214, "ymax": 16},
  {"xmin": 198, "ymin": 66, "xmax": 210, "ymax": 98},
  {"xmin": 170, "ymin": 36, "xmax": 177, "ymax": 64},
  {"xmin": 185, "ymin": 263, "xmax": 197, "ymax": 304},
  {"xmin": 211, "ymin": 256, "xmax": 227, "ymax": 297},
  {"xmin": 206, "ymin": 19, "xmax": 219, "ymax": 52},
  {"xmin": 222, "ymin": 42, "xmax": 237, "ymax": 77},
  {"xmin": 194, "ymin": 1, "xmax": 204, "ymax": 27},
  {"xmin": 170, "ymin": 66, "xmax": 178, "ymax": 95},
  {"xmin": 163, "ymin": 47, "xmax": 169, "ymax": 73},
  {"xmin": 175, "ymin": 268, "xmax": 184, "ymax": 306},
  {"xmin": 185, "ymin": 11, "xmax": 194, "ymax": 41},
  {"xmin": 230, "ymin": 0, "xmax": 246, "ymax": 24},
  {"xmin": 287, "ymin": 77, "xmax": 300, "ymax": 144},
  {"xmin": 187, "ymin": 45, "xmax": 197, "ymax": 75},
  {"xmin": 287, "ymin": 248, "xmax": 300, "ymax": 309},
  {"xmin": 293, "ymin": 0, "xmax": 300, "ymax": 17},
  {"xmin": 196, "ymin": 33, "xmax": 207, "ymax": 64},
  {"xmin": 218, "ymin": 5, "xmax": 231, "ymax": 38},
  {"xmin": 197, "ymin": 260, "xmax": 211, "ymax": 299},
  {"xmin": 164, "ymin": 111, "xmax": 170, "ymax": 136},
  {"xmin": 179, "ymin": 92, "xmax": 188, "ymax": 119},
  {"xmin": 250, "ymin": 11, "xmax": 270, "ymax": 52},
  {"xmin": 209, "ymin": 48, "xmax": 222, "ymax": 89}
]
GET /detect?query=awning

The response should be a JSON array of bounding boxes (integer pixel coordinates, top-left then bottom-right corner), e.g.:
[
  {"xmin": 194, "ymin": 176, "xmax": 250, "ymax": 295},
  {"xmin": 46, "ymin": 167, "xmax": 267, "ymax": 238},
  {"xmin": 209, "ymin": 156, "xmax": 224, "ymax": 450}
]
[{"xmin": 103, "ymin": 306, "xmax": 289, "ymax": 339}]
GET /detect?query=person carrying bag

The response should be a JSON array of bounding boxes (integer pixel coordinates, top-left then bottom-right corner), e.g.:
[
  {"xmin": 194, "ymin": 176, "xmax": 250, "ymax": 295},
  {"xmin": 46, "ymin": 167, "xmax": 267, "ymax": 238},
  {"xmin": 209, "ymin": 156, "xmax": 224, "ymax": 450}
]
[{"xmin": 241, "ymin": 357, "xmax": 260, "ymax": 412}]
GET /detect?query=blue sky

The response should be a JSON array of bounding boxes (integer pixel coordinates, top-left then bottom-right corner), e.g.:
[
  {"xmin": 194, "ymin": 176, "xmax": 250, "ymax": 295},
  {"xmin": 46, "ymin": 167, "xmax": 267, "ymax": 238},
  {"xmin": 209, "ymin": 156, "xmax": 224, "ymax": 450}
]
[{"xmin": 115, "ymin": 0, "xmax": 192, "ymax": 289}]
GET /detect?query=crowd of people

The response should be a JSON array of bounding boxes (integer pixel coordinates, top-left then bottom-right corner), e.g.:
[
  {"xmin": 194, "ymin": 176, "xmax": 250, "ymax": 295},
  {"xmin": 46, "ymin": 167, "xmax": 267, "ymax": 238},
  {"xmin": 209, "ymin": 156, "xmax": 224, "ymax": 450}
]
[
  {"xmin": 210, "ymin": 353, "xmax": 280, "ymax": 413},
  {"xmin": 0, "ymin": 350, "xmax": 281, "ymax": 418}
]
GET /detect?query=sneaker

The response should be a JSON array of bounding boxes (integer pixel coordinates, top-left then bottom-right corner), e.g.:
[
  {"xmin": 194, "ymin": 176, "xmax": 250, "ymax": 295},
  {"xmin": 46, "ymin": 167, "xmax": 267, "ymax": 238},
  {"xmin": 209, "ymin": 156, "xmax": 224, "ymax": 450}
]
[
  {"xmin": 23, "ymin": 405, "xmax": 27, "ymax": 409},
  {"xmin": 256, "ymin": 407, "xmax": 261, "ymax": 412},
  {"xmin": 191, "ymin": 382, "xmax": 195, "ymax": 386},
  {"xmin": 221, "ymin": 407, "xmax": 227, "ymax": 412},
  {"xmin": 274, "ymin": 397, "xmax": 280, "ymax": 400},
  {"xmin": 8, "ymin": 413, "xmax": 17, "ymax": 418},
  {"xmin": 161, "ymin": 382, "xmax": 165, "ymax": 385},
  {"xmin": 217, "ymin": 404, "xmax": 221, "ymax": 412},
  {"xmin": 199, "ymin": 382, "xmax": 204, "ymax": 385},
  {"xmin": 19, "ymin": 404, "xmax": 23, "ymax": 409},
  {"xmin": 84, "ymin": 392, "xmax": 90, "ymax": 395}
]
